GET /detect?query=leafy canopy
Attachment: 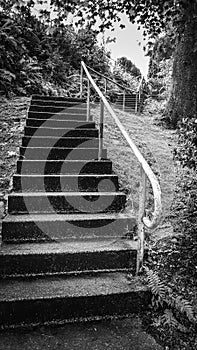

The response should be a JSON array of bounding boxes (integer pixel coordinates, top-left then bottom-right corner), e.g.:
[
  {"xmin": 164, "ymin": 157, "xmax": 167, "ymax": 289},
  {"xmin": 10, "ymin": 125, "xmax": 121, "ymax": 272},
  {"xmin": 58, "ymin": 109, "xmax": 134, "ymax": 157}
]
[{"xmin": 50, "ymin": 0, "xmax": 194, "ymax": 39}]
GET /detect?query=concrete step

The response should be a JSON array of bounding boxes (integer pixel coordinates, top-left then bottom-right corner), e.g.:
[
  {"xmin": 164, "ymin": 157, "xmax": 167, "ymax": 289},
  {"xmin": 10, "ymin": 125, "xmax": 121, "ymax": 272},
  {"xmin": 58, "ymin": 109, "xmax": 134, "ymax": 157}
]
[
  {"xmin": 116, "ymin": 94, "xmax": 136, "ymax": 98},
  {"xmin": 21, "ymin": 136, "xmax": 99, "ymax": 148},
  {"xmin": 117, "ymin": 97, "xmax": 136, "ymax": 100},
  {"xmin": 31, "ymin": 95, "xmax": 86, "ymax": 102},
  {"xmin": 28, "ymin": 111, "xmax": 87, "ymax": 120},
  {"xmin": 31, "ymin": 100, "xmax": 86, "ymax": 107},
  {"xmin": 29, "ymin": 105, "xmax": 87, "ymax": 114},
  {"xmin": 0, "ymin": 240, "xmax": 137, "ymax": 278},
  {"xmin": 0, "ymin": 273, "xmax": 150, "ymax": 329},
  {"xmin": 2, "ymin": 212, "xmax": 136, "ymax": 242},
  {"xmin": 8, "ymin": 191, "xmax": 126, "ymax": 214},
  {"xmin": 17, "ymin": 159, "xmax": 112, "ymax": 175},
  {"xmin": 116, "ymin": 100, "xmax": 136, "ymax": 105},
  {"xmin": 114, "ymin": 104, "xmax": 137, "ymax": 111},
  {"xmin": 26, "ymin": 118, "xmax": 95, "ymax": 129},
  {"xmin": 113, "ymin": 104, "xmax": 136, "ymax": 111},
  {"xmin": 24, "ymin": 126, "xmax": 98, "ymax": 138},
  {"xmin": 13, "ymin": 174, "xmax": 119, "ymax": 192},
  {"xmin": 19, "ymin": 147, "xmax": 107, "ymax": 160}
]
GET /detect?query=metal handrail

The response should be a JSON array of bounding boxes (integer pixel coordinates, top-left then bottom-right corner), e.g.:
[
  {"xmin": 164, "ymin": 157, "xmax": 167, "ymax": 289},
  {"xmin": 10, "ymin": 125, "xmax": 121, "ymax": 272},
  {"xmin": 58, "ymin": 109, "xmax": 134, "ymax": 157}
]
[
  {"xmin": 80, "ymin": 61, "xmax": 162, "ymax": 273},
  {"xmin": 80, "ymin": 64, "xmax": 145, "ymax": 113},
  {"xmin": 85, "ymin": 64, "xmax": 135, "ymax": 94}
]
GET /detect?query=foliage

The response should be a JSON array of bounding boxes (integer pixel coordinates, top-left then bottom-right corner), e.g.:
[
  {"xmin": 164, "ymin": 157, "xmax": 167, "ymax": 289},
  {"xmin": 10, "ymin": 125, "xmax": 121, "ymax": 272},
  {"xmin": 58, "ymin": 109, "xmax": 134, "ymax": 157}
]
[
  {"xmin": 111, "ymin": 58, "xmax": 141, "ymax": 93},
  {"xmin": 0, "ymin": 1, "xmax": 111, "ymax": 96},
  {"xmin": 174, "ymin": 117, "xmax": 197, "ymax": 169},
  {"xmin": 51, "ymin": 0, "xmax": 193, "ymax": 44},
  {"xmin": 144, "ymin": 266, "xmax": 196, "ymax": 346},
  {"xmin": 143, "ymin": 145, "xmax": 197, "ymax": 348},
  {"xmin": 144, "ymin": 164, "xmax": 197, "ymax": 348},
  {"xmin": 51, "ymin": 0, "xmax": 197, "ymax": 128},
  {"xmin": 116, "ymin": 57, "xmax": 141, "ymax": 77},
  {"xmin": 144, "ymin": 33, "xmax": 173, "ymax": 123}
]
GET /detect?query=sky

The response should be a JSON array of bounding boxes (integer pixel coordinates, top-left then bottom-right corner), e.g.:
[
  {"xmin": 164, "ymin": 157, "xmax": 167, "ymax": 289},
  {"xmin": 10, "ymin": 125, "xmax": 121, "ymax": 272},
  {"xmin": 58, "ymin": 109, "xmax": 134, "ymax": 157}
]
[{"xmin": 100, "ymin": 15, "xmax": 150, "ymax": 78}]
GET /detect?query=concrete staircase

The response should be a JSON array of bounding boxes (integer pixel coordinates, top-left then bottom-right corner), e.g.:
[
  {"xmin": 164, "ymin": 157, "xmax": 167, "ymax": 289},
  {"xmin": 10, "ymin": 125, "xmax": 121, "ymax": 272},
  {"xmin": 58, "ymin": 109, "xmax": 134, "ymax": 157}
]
[{"xmin": 0, "ymin": 95, "xmax": 150, "ymax": 329}]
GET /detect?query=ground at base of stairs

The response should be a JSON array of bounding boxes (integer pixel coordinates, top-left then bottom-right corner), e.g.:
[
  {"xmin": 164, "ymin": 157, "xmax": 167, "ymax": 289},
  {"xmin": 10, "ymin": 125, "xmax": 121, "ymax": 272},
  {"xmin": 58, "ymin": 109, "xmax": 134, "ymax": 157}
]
[{"xmin": 0, "ymin": 316, "xmax": 162, "ymax": 350}]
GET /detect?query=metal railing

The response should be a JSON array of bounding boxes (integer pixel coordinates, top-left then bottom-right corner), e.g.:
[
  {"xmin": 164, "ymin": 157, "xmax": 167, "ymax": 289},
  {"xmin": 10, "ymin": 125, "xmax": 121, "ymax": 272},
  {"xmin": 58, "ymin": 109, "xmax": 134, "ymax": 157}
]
[
  {"xmin": 80, "ymin": 61, "xmax": 162, "ymax": 273},
  {"xmin": 80, "ymin": 63, "xmax": 144, "ymax": 113}
]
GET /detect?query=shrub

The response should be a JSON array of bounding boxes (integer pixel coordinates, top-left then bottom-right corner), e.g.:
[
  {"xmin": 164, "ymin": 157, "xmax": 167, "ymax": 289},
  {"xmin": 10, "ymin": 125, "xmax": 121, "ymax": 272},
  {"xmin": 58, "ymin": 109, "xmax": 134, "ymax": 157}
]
[{"xmin": 174, "ymin": 116, "xmax": 197, "ymax": 170}]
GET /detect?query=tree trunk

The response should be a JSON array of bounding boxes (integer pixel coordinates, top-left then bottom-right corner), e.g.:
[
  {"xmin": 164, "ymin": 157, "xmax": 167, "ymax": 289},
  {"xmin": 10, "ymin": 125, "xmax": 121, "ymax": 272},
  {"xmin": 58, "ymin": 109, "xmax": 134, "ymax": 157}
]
[{"xmin": 168, "ymin": 4, "xmax": 197, "ymax": 126}]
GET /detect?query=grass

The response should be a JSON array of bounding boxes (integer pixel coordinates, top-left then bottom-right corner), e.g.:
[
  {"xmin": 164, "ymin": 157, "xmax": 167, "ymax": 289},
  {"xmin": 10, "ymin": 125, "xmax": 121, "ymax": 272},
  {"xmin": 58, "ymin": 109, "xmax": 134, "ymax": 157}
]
[
  {"xmin": 0, "ymin": 97, "xmax": 29, "ymax": 193},
  {"xmin": 92, "ymin": 103, "xmax": 176, "ymax": 224}
]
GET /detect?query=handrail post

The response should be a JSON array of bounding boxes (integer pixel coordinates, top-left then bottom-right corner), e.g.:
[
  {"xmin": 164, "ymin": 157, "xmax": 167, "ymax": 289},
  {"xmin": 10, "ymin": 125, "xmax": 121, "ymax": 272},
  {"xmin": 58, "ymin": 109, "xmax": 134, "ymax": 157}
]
[
  {"xmin": 135, "ymin": 92, "xmax": 138, "ymax": 113},
  {"xmin": 123, "ymin": 90, "xmax": 126, "ymax": 111},
  {"xmin": 80, "ymin": 64, "xmax": 83, "ymax": 98},
  {"xmin": 87, "ymin": 79, "xmax": 90, "ymax": 121},
  {"xmin": 136, "ymin": 166, "xmax": 147, "ymax": 274},
  {"xmin": 138, "ymin": 88, "xmax": 141, "ymax": 113},
  {"xmin": 98, "ymin": 99, "xmax": 104, "ymax": 160},
  {"xmin": 104, "ymin": 78, "xmax": 107, "ymax": 95}
]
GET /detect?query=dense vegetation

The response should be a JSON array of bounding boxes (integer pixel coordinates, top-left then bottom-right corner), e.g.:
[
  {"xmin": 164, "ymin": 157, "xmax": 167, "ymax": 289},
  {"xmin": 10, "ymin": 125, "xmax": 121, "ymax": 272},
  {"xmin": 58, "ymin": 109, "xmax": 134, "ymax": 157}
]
[
  {"xmin": 0, "ymin": 1, "xmax": 144, "ymax": 98},
  {"xmin": 0, "ymin": 1, "xmax": 112, "ymax": 96}
]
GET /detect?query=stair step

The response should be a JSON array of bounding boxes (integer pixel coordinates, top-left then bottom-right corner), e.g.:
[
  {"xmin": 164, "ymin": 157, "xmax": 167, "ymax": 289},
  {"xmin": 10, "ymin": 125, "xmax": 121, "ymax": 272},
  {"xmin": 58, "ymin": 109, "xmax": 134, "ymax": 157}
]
[
  {"xmin": 2, "ymin": 212, "xmax": 136, "ymax": 242},
  {"xmin": 116, "ymin": 100, "xmax": 136, "ymax": 104},
  {"xmin": 0, "ymin": 240, "xmax": 137, "ymax": 278},
  {"xmin": 24, "ymin": 127, "xmax": 98, "ymax": 137},
  {"xmin": 28, "ymin": 111, "xmax": 87, "ymax": 120},
  {"xmin": 26, "ymin": 118, "xmax": 95, "ymax": 128},
  {"xmin": 113, "ymin": 104, "xmax": 136, "ymax": 110},
  {"xmin": 0, "ymin": 94, "xmax": 145, "ymax": 329},
  {"xmin": 29, "ymin": 105, "xmax": 87, "ymax": 114},
  {"xmin": 31, "ymin": 100, "xmax": 86, "ymax": 107},
  {"xmin": 22, "ymin": 136, "xmax": 99, "ymax": 148},
  {"xmin": 17, "ymin": 159, "xmax": 112, "ymax": 175},
  {"xmin": 117, "ymin": 94, "xmax": 136, "ymax": 98},
  {"xmin": 0, "ymin": 273, "xmax": 150, "ymax": 328},
  {"xmin": 8, "ymin": 192, "xmax": 126, "ymax": 214},
  {"xmin": 19, "ymin": 147, "xmax": 107, "ymax": 160},
  {"xmin": 31, "ymin": 95, "xmax": 86, "ymax": 102},
  {"xmin": 13, "ymin": 174, "xmax": 119, "ymax": 192},
  {"xmin": 116, "ymin": 95, "xmax": 136, "ymax": 100}
]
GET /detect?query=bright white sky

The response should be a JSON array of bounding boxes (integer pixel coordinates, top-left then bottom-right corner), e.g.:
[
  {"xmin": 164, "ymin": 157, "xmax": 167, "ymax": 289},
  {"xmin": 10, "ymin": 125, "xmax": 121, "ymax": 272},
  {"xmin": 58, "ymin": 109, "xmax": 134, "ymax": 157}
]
[{"xmin": 100, "ymin": 15, "xmax": 150, "ymax": 78}]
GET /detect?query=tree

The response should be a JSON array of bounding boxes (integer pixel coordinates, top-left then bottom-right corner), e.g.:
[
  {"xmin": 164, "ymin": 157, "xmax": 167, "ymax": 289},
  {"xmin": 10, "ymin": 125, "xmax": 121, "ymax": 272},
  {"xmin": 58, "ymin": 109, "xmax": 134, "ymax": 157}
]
[
  {"xmin": 116, "ymin": 57, "xmax": 141, "ymax": 77},
  {"xmin": 0, "ymin": 0, "xmax": 111, "ymax": 95},
  {"xmin": 50, "ymin": 0, "xmax": 197, "ymax": 126}
]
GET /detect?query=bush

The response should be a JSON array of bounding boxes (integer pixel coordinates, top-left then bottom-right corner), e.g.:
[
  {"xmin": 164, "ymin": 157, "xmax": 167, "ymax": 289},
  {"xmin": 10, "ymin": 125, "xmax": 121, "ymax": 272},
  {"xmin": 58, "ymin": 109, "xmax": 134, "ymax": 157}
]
[{"xmin": 174, "ymin": 117, "xmax": 197, "ymax": 170}]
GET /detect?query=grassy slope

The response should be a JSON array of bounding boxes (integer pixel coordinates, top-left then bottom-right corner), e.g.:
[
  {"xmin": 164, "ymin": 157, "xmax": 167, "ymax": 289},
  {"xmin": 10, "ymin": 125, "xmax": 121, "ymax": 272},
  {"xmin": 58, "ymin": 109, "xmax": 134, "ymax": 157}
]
[
  {"xmin": 92, "ymin": 104, "xmax": 176, "ymax": 229},
  {"xmin": 0, "ymin": 97, "xmax": 30, "ymax": 193}
]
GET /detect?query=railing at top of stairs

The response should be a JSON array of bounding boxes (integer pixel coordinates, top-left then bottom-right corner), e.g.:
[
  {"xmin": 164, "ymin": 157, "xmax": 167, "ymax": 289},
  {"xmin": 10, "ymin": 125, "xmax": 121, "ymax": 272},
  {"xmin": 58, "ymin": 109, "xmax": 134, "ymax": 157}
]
[
  {"xmin": 79, "ymin": 63, "xmax": 145, "ymax": 113},
  {"xmin": 80, "ymin": 60, "xmax": 162, "ymax": 274}
]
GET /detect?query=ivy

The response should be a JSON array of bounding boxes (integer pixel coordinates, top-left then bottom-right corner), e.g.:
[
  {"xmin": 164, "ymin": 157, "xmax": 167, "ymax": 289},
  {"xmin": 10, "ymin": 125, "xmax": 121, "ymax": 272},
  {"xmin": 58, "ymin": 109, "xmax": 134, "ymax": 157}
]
[{"xmin": 174, "ymin": 117, "xmax": 197, "ymax": 170}]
